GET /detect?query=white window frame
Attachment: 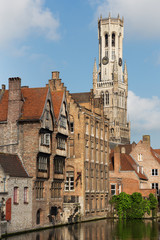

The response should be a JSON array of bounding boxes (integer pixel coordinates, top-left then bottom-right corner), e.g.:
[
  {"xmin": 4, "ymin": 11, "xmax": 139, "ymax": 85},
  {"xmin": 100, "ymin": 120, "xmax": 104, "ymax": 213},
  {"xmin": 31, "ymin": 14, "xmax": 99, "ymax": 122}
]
[
  {"xmin": 111, "ymin": 184, "xmax": 116, "ymax": 196},
  {"xmin": 138, "ymin": 153, "xmax": 143, "ymax": 161},
  {"xmin": 152, "ymin": 169, "xmax": 158, "ymax": 176},
  {"xmin": 41, "ymin": 133, "xmax": 50, "ymax": 146},
  {"xmin": 65, "ymin": 171, "xmax": 74, "ymax": 191}
]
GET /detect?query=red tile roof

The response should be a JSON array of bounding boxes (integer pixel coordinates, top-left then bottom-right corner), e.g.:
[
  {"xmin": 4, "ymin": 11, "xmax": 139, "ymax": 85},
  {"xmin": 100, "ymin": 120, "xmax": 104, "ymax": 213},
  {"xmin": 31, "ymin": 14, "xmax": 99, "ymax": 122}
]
[
  {"xmin": 20, "ymin": 88, "xmax": 48, "ymax": 121},
  {"xmin": 51, "ymin": 91, "xmax": 64, "ymax": 120},
  {"xmin": 0, "ymin": 91, "xmax": 9, "ymax": 121},
  {"xmin": 0, "ymin": 153, "xmax": 29, "ymax": 178},
  {"xmin": 0, "ymin": 88, "xmax": 48, "ymax": 122},
  {"xmin": 109, "ymin": 152, "xmax": 148, "ymax": 180},
  {"xmin": 150, "ymin": 147, "xmax": 160, "ymax": 164}
]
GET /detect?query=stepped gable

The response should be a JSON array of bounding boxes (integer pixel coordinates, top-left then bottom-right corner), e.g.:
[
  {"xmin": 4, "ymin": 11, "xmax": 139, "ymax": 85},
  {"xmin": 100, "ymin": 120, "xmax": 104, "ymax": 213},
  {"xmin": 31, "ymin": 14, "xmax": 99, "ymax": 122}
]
[
  {"xmin": 71, "ymin": 92, "xmax": 91, "ymax": 103},
  {"xmin": 0, "ymin": 153, "xmax": 29, "ymax": 178},
  {"xmin": 51, "ymin": 91, "xmax": 64, "ymax": 120}
]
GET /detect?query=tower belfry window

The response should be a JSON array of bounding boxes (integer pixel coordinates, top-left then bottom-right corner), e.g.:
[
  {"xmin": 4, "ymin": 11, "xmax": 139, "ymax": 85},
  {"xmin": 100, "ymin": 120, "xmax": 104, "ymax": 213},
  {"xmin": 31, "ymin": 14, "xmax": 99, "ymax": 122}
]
[
  {"xmin": 112, "ymin": 33, "xmax": 115, "ymax": 47},
  {"xmin": 105, "ymin": 34, "xmax": 108, "ymax": 47},
  {"xmin": 106, "ymin": 91, "xmax": 109, "ymax": 105}
]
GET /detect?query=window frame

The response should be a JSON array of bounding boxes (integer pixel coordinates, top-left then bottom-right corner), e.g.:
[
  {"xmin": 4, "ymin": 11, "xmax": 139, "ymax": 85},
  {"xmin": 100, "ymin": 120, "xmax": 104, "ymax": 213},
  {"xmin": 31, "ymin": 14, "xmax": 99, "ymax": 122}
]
[
  {"xmin": 152, "ymin": 169, "xmax": 158, "ymax": 176},
  {"xmin": 13, "ymin": 187, "xmax": 19, "ymax": 204},
  {"xmin": 65, "ymin": 171, "xmax": 74, "ymax": 191}
]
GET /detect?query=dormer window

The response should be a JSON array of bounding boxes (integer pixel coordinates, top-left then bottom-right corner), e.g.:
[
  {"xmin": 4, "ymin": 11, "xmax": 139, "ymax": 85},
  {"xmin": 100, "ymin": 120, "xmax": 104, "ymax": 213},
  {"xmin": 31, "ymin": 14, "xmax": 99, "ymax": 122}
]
[
  {"xmin": 60, "ymin": 115, "xmax": 67, "ymax": 129},
  {"xmin": 41, "ymin": 133, "xmax": 50, "ymax": 146}
]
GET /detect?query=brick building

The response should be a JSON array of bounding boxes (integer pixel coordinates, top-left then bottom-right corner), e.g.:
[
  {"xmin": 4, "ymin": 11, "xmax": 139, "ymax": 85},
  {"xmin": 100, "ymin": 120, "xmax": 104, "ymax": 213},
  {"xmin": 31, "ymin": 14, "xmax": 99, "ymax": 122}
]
[
  {"xmin": 0, "ymin": 77, "xmax": 69, "ymax": 227},
  {"xmin": 109, "ymin": 145, "xmax": 156, "ymax": 197},
  {"xmin": 48, "ymin": 72, "xmax": 110, "ymax": 220},
  {"xmin": 130, "ymin": 135, "xmax": 160, "ymax": 203},
  {"xmin": 0, "ymin": 153, "xmax": 32, "ymax": 233}
]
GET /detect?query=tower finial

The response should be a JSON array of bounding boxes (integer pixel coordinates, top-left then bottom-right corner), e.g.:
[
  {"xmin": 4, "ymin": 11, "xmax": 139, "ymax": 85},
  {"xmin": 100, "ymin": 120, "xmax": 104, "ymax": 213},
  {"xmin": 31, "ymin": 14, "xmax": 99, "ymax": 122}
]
[
  {"xmin": 123, "ymin": 61, "xmax": 128, "ymax": 76},
  {"xmin": 100, "ymin": 14, "xmax": 102, "ymax": 19},
  {"xmin": 93, "ymin": 58, "xmax": 97, "ymax": 73}
]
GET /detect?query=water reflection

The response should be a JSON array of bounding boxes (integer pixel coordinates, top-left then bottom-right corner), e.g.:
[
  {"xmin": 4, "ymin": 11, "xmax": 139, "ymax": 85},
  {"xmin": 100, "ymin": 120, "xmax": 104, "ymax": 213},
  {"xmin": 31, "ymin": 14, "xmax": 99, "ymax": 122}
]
[{"xmin": 4, "ymin": 219, "xmax": 160, "ymax": 240}]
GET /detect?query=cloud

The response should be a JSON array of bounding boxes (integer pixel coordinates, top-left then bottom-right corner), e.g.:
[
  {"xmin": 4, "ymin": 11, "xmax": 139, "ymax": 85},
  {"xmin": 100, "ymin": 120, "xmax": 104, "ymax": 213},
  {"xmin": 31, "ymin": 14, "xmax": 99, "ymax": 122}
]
[
  {"xmin": 92, "ymin": 0, "xmax": 160, "ymax": 39},
  {"xmin": 0, "ymin": 0, "xmax": 60, "ymax": 47},
  {"xmin": 128, "ymin": 90, "xmax": 160, "ymax": 131}
]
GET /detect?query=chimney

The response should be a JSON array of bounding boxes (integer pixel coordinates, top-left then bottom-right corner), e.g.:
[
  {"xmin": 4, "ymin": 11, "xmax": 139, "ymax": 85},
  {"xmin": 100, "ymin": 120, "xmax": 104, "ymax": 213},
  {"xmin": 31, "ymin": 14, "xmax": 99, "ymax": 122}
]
[
  {"xmin": 114, "ymin": 145, "xmax": 121, "ymax": 173},
  {"xmin": 2, "ymin": 84, "xmax": 5, "ymax": 91},
  {"xmin": 142, "ymin": 135, "xmax": 150, "ymax": 146},
  {"xmin": 7, "ymin": 77, "xmax": 22, "ymax": 123}
]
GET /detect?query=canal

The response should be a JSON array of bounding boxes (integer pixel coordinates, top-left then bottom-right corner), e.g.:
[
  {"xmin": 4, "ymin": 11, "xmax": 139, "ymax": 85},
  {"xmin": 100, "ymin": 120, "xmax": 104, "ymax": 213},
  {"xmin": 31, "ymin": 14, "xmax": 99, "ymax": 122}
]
[{"xmin": 4, "ymin": 219, "xmax": 160, "ymax": 240}]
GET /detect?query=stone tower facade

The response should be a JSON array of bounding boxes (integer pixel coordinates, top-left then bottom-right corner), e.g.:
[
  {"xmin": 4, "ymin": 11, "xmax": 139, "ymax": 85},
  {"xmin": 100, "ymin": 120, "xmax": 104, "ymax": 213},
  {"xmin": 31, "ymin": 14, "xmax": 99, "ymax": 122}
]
[{"xmin": 93, "ymin": 14, "xmax": 130, "ymax": 144}]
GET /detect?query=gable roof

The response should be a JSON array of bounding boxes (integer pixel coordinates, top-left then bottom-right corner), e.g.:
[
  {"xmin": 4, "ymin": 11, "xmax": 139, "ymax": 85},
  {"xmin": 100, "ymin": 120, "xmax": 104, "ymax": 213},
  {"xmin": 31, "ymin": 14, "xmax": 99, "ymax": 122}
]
[
  {"xmin": 110, "ymin": 152, "xmax": 147, "ymax": 180},
  {"xmin": 20, "ymin": 87, "xmax": 48, "ymax": 121},
  {"xmin": 51, "ymin": 91, "xmax": 64, "ymax": 120},
  {"xmin": 0, "ymin": 88, "xmax": 49, "ymax": 122},
  {"xmin": 0, "ymin": 153, "xmax": 29, "ymax": 178}
]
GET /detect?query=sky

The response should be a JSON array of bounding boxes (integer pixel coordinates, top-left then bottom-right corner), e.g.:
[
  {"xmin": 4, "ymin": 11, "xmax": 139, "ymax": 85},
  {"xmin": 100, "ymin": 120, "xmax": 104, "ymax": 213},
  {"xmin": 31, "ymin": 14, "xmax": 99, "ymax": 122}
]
[{"xmin": 0, "ymin": 0, "xmax": 160, "ymax": 148}]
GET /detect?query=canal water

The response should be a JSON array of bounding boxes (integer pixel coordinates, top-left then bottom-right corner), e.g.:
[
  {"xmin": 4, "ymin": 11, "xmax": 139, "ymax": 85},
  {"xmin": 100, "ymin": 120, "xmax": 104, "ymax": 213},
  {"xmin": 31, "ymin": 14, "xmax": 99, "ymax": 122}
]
[{"xmin": 4, "ymin": 219, "xmax": 160, "ymax": 240}]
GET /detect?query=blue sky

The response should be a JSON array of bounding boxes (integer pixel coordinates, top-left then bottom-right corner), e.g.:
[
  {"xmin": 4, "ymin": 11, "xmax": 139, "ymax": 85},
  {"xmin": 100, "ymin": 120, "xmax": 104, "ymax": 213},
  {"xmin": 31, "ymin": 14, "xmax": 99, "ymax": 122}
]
[{"xmin": 0, "ymin": 0, "xmax": 160, "ymax": 148}]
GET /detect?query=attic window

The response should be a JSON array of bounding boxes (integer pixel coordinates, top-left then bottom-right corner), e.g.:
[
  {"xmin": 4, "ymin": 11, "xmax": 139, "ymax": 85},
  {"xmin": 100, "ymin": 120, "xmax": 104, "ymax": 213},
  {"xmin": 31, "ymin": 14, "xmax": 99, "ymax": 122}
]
[
  {"xmin": 41, "ymin": 133, "xmax": 50, "ymax": 146},
  {"xmin": 138, "ymin": 154, "xmax": 143, "ymax": 161},
  {"xmin": 60, "ymin": 115, "xmax": 67, "ymax": 129}
]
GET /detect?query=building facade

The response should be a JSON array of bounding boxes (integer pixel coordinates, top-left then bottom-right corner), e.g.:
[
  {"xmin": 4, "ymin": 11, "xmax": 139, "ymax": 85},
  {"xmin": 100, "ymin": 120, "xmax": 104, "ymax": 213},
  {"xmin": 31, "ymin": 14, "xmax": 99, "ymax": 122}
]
[
  {"xmin": 130, "ymin": 135, "xmax": 160, "ymax": 204},
  {"xmin": 0, "ymin": 77, "xmax": 69, "ymax": 228},
  {"xmin": 109, "ymin": 145, "xmax": 156, "ymax": 198},
  {"xmin": 48, "ymin": 72, "xmax": 110, "ymax": 221},
  {"xmin": 0, "ymin": 153, "xmax": 32, "ymax": 233},
  {"xmin": 93, "ymin": 15, "xmax": 130, "ymax": 144}
]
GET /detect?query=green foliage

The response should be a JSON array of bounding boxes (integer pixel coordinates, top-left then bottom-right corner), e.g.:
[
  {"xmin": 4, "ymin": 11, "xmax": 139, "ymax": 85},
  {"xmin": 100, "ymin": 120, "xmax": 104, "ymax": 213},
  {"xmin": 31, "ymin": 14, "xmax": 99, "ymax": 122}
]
[{"xmin": 110, "ymin": 192, "xmax": 158, "ymax": 219}]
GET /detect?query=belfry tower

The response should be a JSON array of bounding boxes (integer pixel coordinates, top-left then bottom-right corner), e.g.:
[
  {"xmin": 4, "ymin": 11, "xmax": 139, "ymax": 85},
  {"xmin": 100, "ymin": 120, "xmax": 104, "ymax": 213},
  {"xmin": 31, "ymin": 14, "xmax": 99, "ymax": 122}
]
[{"xmin": 93, "ymin": 14, "xmax": 130, "ymax": 144}]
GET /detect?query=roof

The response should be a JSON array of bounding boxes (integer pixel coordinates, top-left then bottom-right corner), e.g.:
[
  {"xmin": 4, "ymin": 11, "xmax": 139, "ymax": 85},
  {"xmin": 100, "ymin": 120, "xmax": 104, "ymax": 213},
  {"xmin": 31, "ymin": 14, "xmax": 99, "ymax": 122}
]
[
  {"xmin": 150, "ymin": 148, "xmax": 160, "ymax": 164},
  {"xmin": 0, "ymin": 153, "xmax": 29, "ymax": 178},
  {"xmin": 51, "ymin": 91, "xmax": 63, "ymax": 120},
  {"xmin": 20, "ymin": 87, "xmax": 48, "ymax": 121},
  {"xmin": 110, "ymin": 152, "xmax": 147, "ymax": 180},
  {"xmin": 71, "ymin": 92, "xmax": 91, "ymax": 103},
  {"xmin": 0, "ymin": 88, "xmax": 48, "ymax": 122}
]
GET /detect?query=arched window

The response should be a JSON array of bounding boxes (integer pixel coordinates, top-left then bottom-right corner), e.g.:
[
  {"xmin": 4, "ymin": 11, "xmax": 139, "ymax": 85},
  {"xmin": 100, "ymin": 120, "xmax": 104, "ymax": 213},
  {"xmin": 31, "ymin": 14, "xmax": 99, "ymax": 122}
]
[
  {"xmin": 112, "ymin": 33, "xmax": 115, "ymax": 47},
  {"xmin": 36, "ymin": 209, "xmax": 41, "ymax": 225},
  {"xmin": 105, "ymin": 34, "xmax": 108, "ymax": 47},
  {"xmin": 101, "ymin": 91, "xmax": 104, "ymax": 105},
  {"xmin": 106, "ymin": 91, "xmax": 109, "ymax": 105}
]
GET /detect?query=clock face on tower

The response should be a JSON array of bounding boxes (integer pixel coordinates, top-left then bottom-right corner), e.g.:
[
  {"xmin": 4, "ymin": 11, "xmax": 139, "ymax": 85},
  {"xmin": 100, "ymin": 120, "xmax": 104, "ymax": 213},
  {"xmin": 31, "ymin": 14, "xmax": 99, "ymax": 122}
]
[{"xmin": 102, "ymin": 56, "xmax": 109, "ymax": 65}]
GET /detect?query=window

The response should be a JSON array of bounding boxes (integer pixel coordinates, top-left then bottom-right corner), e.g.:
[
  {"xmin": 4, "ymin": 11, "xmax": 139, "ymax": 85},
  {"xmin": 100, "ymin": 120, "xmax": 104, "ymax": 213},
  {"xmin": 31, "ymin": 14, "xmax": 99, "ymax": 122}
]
[
  {"xmin": 96, "ymin": 144, "xmax": 99, "ymax": 162},
  {"xmin": 96, "ymin": 124, "xmax": 98, "ymax": 138},
  {"xmin": 152, "ymin": 183, "xmax": 159, "ymax": 195},
  {"xmin": 101, "ymin": 92, "xmax": 104, "ymax": 106},
  {"xmin": 65, "ymin": 171, "xmax": 74, "ymax": 191},
  {"xmin": 106, "ymin": 91, "xmax": 109, "ymax": 105},
  {"xmin": 24, "ymin": 187, "xmax": 28, "ymax": 203},
  {"xmin": 101, "ymin": 145, "xmax": 103, "ymax": 162},
  {"xmin": 54, "ymin": 157, "xmax": 64, "ymax": 174},
  {"xmin": 36, "ymin": 209, "xmax": 41, "ymax": 225},
  {"xmin": 60, "ymin": 115, "xmax": 67, "ymax": 129},
  {"xmin": 138, "ymin": 154, "xmax": 143, "ymax": 161},
  {"xmin": 46, "ymin": 110, "xmax": 49, "ymax": 120},
  {"xmin": 85, "ymin": 162, "xmax": 89, "ymax": 191},
  {"xmin": 90, "ymin": 167, "xmax": 94, "ymax": 191},
  {"xmin": 112, "ymin": 33, "xmax": 115, "ymax": 47},
  {"xmin": 85, "ymin": 140, "xmax": 89, "ymax": 160},
  {"xmin": 85, "ymin": 123, "xmax": 89, "ymax": 135},
  {"xmin": 38, "ymin": 155, "xmax": 48, "ymax": 172},
  {"xmin": 41, "ymin": 133, "xmax": 50, "ymax": 146},
  {"xmin": 152, "ymin": 169, "xmax": 158, "ymax": 176},
  {"xmin": 14, "ymin": 187, "xmax": 19, "ymax": 204},
  {"xmin": 51, "ymin": 181, "xmax": 62, "ymax": 198},
  {"xmin": 112, "ymin": 50, "xmax": 115, "ymax": 61},
  {"xmin": 35, "ymin": 181, "xmax": 44, "ymax": 199},
  {"xmin": 105, "ymin": 33, "xmax": 108, "ymax": 47},
  {"xmin": 91, "ymin": 125, "xmax": 94, "ymax": 136},
  {"xmin": 91, "ymin": 142, "xmax": 94, "ymax": 161},
  {"xmin": 57, "ymin": 137, "xmax": 65, "ymax": 150},
  {"xmin": 100, "ymin": 129, "xmax": 103, "ymax": 139},
  {"xmin": 70, "ymin": 122, "xmax": 74, "ymax": 133},
  {"xmin": 96, "ymin": 164, "xmax": 99, "ymax": 191},
  {"xmin": 111, "ymin": 184, "xmax": 116, "ymax": 196}
]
